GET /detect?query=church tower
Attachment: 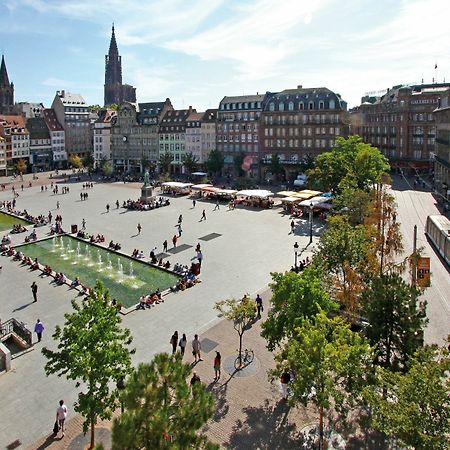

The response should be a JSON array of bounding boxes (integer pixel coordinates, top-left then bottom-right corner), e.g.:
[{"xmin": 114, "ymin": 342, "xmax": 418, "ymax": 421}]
[
  {"xmin": 0, "ymin": 55, "xmax": 14, "ymax": 114},
  {"xmin": 104, "ymin": 25, "xmax": 123, "ymax": 106}
]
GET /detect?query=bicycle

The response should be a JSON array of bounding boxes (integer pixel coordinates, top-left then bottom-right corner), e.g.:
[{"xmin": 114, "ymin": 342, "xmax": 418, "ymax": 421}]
[{"xmin": 234, "ymin": 348, "xmax": 254, "ymax": 370}]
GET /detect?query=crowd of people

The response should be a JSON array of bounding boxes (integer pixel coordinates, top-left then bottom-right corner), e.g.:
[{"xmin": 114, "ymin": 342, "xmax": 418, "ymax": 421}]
[{"xmin": 123, "ymin": 197, "xmax": 170, "ymax": 211}]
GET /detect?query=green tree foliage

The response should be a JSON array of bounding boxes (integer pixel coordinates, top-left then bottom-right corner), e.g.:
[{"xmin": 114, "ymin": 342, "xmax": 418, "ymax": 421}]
[
  {"xmin": 307, "ymin": 136, "xmax": 389, "ymax": 194},
  {"xmin": 105, "ymin": 103, "xmax": 119, "ymax": 111},
  {"xmin": 205, "ymin": 149, "xmax": 224, "ymax": 176},
  {"xmin": 215, "ymin": 297, "xmax": 257, "ymax": 368},
  {"xmin": 233, "ymin": 151, "xmax": 246, "ymax": 177},
  {"xmin": 268, "ymin": 153, "xmax": 284, "ymax": 180},
  {"xmin": 158, "ymin": 152, "xmax": 173, "ymax": 174},
  {"xmin": 317, "ymin": 215, "xmax": 375, "ymax": 314},
  {"xmin": 89, "ymin": 104, "xmax": 102, "ymax": 112},
  {"xmin": 261, "ymin": 267, "xmax": 338, "ymax": 351},
  {"xmin": 102, "ymin": 160, "xmax": 114, "ymax": 176},
  {"xmin": 333, "ymin": 181, "xmax": 373, "ymax": 226},
  {"xmin": 42, "ymin": 282, "xmax": 134, "ymax": 449},
  {"xmin": 361, "ymin": 273, "xmax": 427, "ymax": 371},
  {"xmin": 181, "ymin": 151, "xmax": 199, "ymax": 175},
  {"xmin": 366, "ymin": 342, "xmax": 450, "ymax": 450},
  {"xmin": 68, "ymin": 153, "xmax": 83, "ymax": 169},
  {"xmin": 272, "ymin": 310, "xmax": 374, "ymax": 449},
  {"xmin": 15, "ymin": 158, "xmax": 27, "ymax": 174},
  {"xmin": 82, "ymin": 153, "xmax": 95, "ymax": 169},
  {"xmin": 112, "ymin": 354, "xmax": 218, "ymax": 450}
]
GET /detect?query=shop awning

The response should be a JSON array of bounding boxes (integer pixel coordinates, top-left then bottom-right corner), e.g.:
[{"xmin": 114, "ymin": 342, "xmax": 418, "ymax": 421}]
[{"xmin": 237, "ymin": 189, "xmax": 274, "ymax": 198}]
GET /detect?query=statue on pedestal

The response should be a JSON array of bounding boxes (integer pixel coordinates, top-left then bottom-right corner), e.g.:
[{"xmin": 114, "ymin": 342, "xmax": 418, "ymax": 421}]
[{"xmin": 143, "ymin": 170, "xmax": 150, "ymax": 187}]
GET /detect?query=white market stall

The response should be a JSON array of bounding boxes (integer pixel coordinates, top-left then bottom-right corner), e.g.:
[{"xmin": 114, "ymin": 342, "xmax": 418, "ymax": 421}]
[
  {"xmin": 235, "ymin": 189, "xmax": 275, "ymax": 208},
  {"xmin": 161, "ymin": 182, "xmax": 193, "ymax": 195}
]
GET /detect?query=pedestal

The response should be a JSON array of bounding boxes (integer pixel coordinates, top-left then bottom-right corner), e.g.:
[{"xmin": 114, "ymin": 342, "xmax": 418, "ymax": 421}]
[{"xmin": 140, "ymin": 185, "xmax": 153, "ymax": 204}]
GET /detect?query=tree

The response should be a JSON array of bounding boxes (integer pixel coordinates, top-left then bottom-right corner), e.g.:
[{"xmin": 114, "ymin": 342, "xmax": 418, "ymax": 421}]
[
  {"xmin": 272, "ymin": 310, "xmax": 374, "ymax": 450},
  {"xmin": 158, "ymin": 152, "xmax": 173, "ymax": 174},
  {"xmin": 261, "ymin": 267, "xmax": 338, "ymax": 351},
  {"xmin": 214, "ymin": 297, "xmax": 257, "ymax": 368},
  {"xmin": 361, "ymin": 272, "xmax": 427, "ymax": 371},
  {"xmin": 181, "ymin": 151, "xmax": 199, "ymax": 175},
  {"xmin": 15, "ymin": 158, "xmax": 27, "ymax": 174},
  {"xmin": 205, "ymin": 149, "xmax": 224, "ymax": 176},
  {"xmin": 102, "ymin": 160, "xmax": 114, "ymax": 176},
  {"xmin": 233, "ymin": 151, "xmax": 246, "ymax": 177},
  {"xmin": 268, "ymin": 153, "xmax": 284, "ymax": 180},
  {"xmin": 83, "ymin": 153, "xmax": 95, "ymax": 170},
  {"xmin": 333, "ymin": 182, "xmax": 373, "ymax": 226},
  {"xmin": 68, "ymin": 153, "xmax": 83, "ymax": 169},
  {"xmin": 42, "ymin": 281, "xmax": 134, "ymax": 449},
  {"xmin": 365, "ymin": 342, "xmax": 450, "ymax": 450},
  {"xmin": 307, "ymin": 136, "xmax": 389, "ymax": 194},
  {"xmin": 112, "ymin": 354, "xmax": 218, "ymax": 450},
  {"xmin": 89, "ymin": 105, "xmax": 102, "ymax": 112}
]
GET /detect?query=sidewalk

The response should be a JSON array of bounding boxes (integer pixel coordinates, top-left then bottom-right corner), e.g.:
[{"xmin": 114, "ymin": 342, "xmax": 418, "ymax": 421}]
[{"xmin": 27, "ymin": 287, "xmax": 317, "ymax": 450}]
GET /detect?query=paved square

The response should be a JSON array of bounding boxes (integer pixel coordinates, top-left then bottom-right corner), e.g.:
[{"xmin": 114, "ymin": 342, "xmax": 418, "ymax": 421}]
[
  {"xmin": 167, "ymin": 243, "xmax": 193, "ymax": 254},
  {"xmin": 199, "ymin": 232, "xmax": 222, "ymax": 241},
  {"xmin": 0, "ymin": 171, "xmax": 318, "ymax": 448}
]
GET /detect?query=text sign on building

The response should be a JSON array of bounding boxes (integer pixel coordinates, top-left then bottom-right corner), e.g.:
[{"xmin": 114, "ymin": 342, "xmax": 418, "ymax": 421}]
[{"xmin": 417, "ymin": 257, "xmax": 431, "ymax": 288}]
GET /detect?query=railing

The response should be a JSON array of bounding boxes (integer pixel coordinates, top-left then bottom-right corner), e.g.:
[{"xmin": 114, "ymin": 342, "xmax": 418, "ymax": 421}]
[{"xmin": 0, "ymin": 318, "xmax": 32, "ymax": 346}]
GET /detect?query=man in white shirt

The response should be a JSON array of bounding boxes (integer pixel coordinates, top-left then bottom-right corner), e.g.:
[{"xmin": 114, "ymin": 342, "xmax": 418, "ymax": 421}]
[
  {"xmin": 192, "ymin": 334, "xmax": 202, "ymax": 362},
  {"xmin": 56, "ymin": 399, "xmax": 68, "ymax": 437}
]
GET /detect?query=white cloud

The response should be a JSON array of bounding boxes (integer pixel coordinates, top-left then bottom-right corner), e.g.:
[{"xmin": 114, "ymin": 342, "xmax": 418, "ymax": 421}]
[{"xmin": 41, "ymin": 77, "xmax": 72, "ymax": 87}]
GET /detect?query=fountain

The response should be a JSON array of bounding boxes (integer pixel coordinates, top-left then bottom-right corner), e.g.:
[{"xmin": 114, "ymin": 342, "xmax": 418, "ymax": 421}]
[
  {"xmin": 117, "ymin": 258, "xmax": 124, "ymax": 279},
  {"xmin": 107, "ymin": 254, "xmax": 112, "ymax": 270},
  {"xmin": 67, "ymin": 240, "xmax": 73, "ymax": 253},
  {"xmin": 76, "ymin": 242, "xmax": 81, "ymax": 258},
  {"xmin": 84, "ymin": 244, "xmax": 91, "ymax": 261},
  {"xmin": 129, "ymin": 261, "xmax": 134, "ymax": 277},
  {"xmin": 97, "ymin": 249, "xmax": 103, "ymax": 265}
]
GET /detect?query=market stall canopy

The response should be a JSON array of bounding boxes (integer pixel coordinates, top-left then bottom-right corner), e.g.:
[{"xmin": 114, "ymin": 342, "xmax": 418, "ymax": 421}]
[
  {"xmin": 191, "ymin": 172, "xmax": 208, "ymax": 176},
  {"xmin": 290, "ymin": 191, "xmax": 317, "ymax": 200},
  {"xmin": 216, "ymin": 189, "xmax": 237, "ymax": 195},
  {"xmin": 237, "ymin": 189, "xmax": 274, "ymax": 198},
  {"xmin": 276, "ymin": 190, "xmax": 298, "ymax": 197},
  {"xmin": 281, "ymin": 196, "xmax": 304, "ymax": 204},
  {"xmin": 299, "ymin": 196, "xmax": 331, "ymax": 206},
  {"xmin": 297, "ymin": 190, "xmax": 322, "ymax": 197},
  {"xmin": 201, "ymin": 186, "xmax": 222, "ymax": 193},
  {"xmin": 191, "ymin": 184, "xmax": 213, "ymax": 190},
  {"xmin": 161, "ymin": 182, "xmax": 193, "ymax": 188}
]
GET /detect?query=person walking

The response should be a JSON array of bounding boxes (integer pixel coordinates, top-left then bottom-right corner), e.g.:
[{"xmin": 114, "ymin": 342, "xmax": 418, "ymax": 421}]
[
  {"xmin": 31, "ymin": 281, "xmax": 38, "ymax": 303},
  {"xmin": 214, "ymin": 351, "xmax": 221, "ymax": 380},
  {"xmin": 34, "ymin": 319, "xmax": 44, "ymax": 342},
  {"xmin": 56, "ymin": 400, "xmax": 68, "ymax": 437},
  {"xmin": 214, "ymin": 199, "xmax": 220, "ymax": 211},
  {"xmin": 192, "ymin": 199, "xmax": 196, "ymax": 208},
  {"xmin": 190, "ymin": 371, "xmax": 200, "ymax": 387},
  {"xmin": 116, "ymin": 200, "xmax": 120, "ymax": 209},
  {"xmin": 106, "ymin": 203, "xmax": 110, "ymax": 213},
  {"xmin": 172, "ymin": 234, "xmax": 178, "ymax": 248},
  {"xmin": 56, "ymin": 201, "xmax": 60, "ymax": 209},
  {"xmin": 192, "ymin": 334, "xmax": 202, "ymax": 362},
  {"xmin": 137, "ymin": 223, "xmax": 142, "ymax": 234},
  {"xmin": 170, "ymin": 331, "xmax": 178, "ymax": 354},
  {"xmin": 177, "ymin": 223, "xmax": 182, "ymax": 237},
  {"xmin": 200, "ymin": 209, "xmax": 206, "ymax": 221},
  {"xmin": 81, "ymin": 218, "xmax": 86, "ymax": 230},
  {"xmin": 178, "ymin": 214, "xmax": 183, "ymax": 224},
  {"xmin": 163, "ymin": 240, "xmax": 168, "ymax": 252},
  {"xmin": 255, "ymin": 294, "xmax": 263, "ymax": 318},
  {"xmin": 290, "ymin": 220, "xmax": 295, "ymax": 234},
  {"xmin": 179, "ymin": 333, "xmax": 187, "ymax": 356},
  {"xmin": 280, "ymin": 370, "xmax": 291, "ymax": 400}
]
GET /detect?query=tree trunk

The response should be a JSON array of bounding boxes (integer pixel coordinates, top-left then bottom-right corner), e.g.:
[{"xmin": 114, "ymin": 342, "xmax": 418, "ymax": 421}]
[
  {"xmin": 238, "ymin": 331, "xmax": 243, "ymax": 369},
  {"xmin": 90, "ymin": 418, "xmax": 95, "ymax": 449},
  {"xmin": 319, "ymin": 404, "xmax": 324, "ymax": 450}
]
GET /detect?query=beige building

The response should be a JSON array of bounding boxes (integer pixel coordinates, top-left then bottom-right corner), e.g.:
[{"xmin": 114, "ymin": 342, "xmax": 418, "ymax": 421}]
[
  {"xmin": 434, "ymin": 94, "xmax": 450, "ymax": 201},
  {"xmin": 51, "ymin": 90, "xmax": 91, "ymax": 158},
  {"xmin": 43, "ymin": 109, "xmax": 66, "ymax": 168},
  {"xmin": 0, "ymin": 136, "xmax": 6, "ymax": 174},
  {"xmin": 185, "ymin": 111, "xmax": 203, "ymax": 165},
  {"xmin": 94, "ymin": 109, "xmax": 116, "ymax": 168},
  {"xmin": 0, "ymin": 114, "xmax": 30, "ymax": 173},
  {"xmin": 200, "ymin": 109, "xmax": 217, "ymax": 164}
]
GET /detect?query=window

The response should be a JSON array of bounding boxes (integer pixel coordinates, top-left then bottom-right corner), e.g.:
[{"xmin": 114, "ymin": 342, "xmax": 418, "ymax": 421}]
[
  {"xmin": 329, "ymin": 99, "xmax": 335, "ymax": 109},
  {"xmin": 269, "ymin": 102, "xmax": 275, "ymax": 111},
  {"xmin": 299, "ymin": 102, "xmax": 304, "ymax": 110},
  {"xmin": 319, "ymin": 101, "xmax": 324, "ymax": 110},
  {"xmin": 279, "ymin": 102, "xmax": 285, "ymax": 111},
  {"xmin": 308, "ymin": 101, "xmax": 314, "ymax": 110},
  {"xmin": 288, "ymin": 101, "xmax": 294, "ymax": 111}
]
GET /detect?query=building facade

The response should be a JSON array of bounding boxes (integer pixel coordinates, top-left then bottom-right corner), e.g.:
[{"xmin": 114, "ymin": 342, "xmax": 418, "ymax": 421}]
[
  {"xmin": 111, "ymin": 99, "xmax": 173, "ymax": 172},
  {"xmin": 14, "ymin": 102, "xmax": 44, "ymax": 119},
  {"xmin": 260, "ymin": 86, "xmax": 348, "ymax": 181},
  {"xmin": 434, "ymin": 94, "xmax": 450, "ymax": 202},
  {"xmin": 43, "ymin": 109, "xmax": 66, "ymax": 168},
  {"xmin": 159, "ymin": 107, "xmax": 194, "ymax": 174},
  {"xmin": 104, "ymin": 25, "xmax": 136, "ymax": 106},
  {"xmin": 26, "ymin": 117, "xmax": 53, "ymax": 171},
  {"xmin": 0, "ymin": 115, "xmax": 30, "ymax": 173},
  {"xmin": 93, "ymin": 109, "xmax": 116, "ymax": 168},
  {"xmin": 216, "ymin": 94, "xmax": 265, "ymax": 178},
  {"xmin": 0, "ymin": 55, "xmax": 14, "ymax": 115},
  {"xmin": 51, "ymin": 90, "xmax": 91, "ymax": 158},
  {"xmin": 200, "ymin": 109, "xmax": 217, "ymax": 165},
  {"xmin": 0, "ymin": 136, "xmax": 6, "ymax": 175},
  {"xmin": 185, "ymin": 111, "xmax": 203, "ymax": 165},
  {"xmin": 353, "ymin": 83, "xmax": 450, "ymax": 171}
]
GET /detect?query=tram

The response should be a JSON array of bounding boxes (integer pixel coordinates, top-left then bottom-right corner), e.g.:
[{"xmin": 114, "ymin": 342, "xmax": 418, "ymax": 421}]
[{"xmin": 425, "ymin": 215, "xmax": 450, "ymax": 266}]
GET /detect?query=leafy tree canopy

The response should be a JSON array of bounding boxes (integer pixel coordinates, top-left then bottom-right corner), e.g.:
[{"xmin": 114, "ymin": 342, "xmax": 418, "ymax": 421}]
[
  {"xmin": 82, "ymin": 153, "xmax": 95, "ymax": 169},
  {"xmin": 16, "ymin": 158, "xmax": 27, "ymax": 174},
  {"xmin": 205, "ymin": 149, "xmax": 224, "ymax": 176},
  {"xmin": 158, "ymin": 152, "xmax": 173, "ymax": 174},
  {"xmin": 68, "ymin": 153, "xmax": 83, "ymax": 169},
  {"xmin": 268, "ymin": 153, "xmax": 284, "ymax": 177},
  {"xmin": 181, "ymin": 151, "xmax": 199, "ymax": 175},
  {"xmin": 366, "ymin": 342, "xmax": 450, "ymax": 450},
  {"xmin": 361, "ymin": 272, "xmax": 427, "ymax": 371},
  {"xmin": 42, "ymin": 281, "xmax": 134, "ymax": 448},
  {"xmin": 261, "ymin": 267, "xmax": 338, "ymax": 351},
  {"xmin": 112, "ymin": 354, "xmax": 218, "ymax": 450},
  {"xmin": 102, "ymin": 160, "xmax": 114, "ymax": 176},
  {"xmin": 307, "ymin": 136, "xmax": 389, "ymax": 194}
]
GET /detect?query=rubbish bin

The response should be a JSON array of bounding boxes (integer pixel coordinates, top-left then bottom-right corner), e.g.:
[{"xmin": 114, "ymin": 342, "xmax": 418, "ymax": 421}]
[{"xmin": 71, "ymin": 224, "xmax": 78, "ymax": 234}]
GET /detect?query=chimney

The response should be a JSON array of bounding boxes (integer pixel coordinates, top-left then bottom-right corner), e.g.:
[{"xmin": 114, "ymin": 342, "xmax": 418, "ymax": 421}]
[
  {"xmin": 61, "ymin": 90, "xmax": 65, "ymax": 97},
  {"xmin": 257, "ymin": 92, "xmax": 259, "ymax": 95},
  {"xmin": 297, "ymin": 85, "xmax": 302, "ymax": 89}
]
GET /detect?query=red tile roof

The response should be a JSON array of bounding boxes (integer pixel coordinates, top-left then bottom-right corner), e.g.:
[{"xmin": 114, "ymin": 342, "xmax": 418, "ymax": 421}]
[{"xmin": 43, "ymin": 109, "xmax": 64, "ymax": 132}]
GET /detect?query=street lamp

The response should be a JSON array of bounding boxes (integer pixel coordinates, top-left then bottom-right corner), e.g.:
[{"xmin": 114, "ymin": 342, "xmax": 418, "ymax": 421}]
[
  {"xmin": 309, "ymin": 202, "xmax": 313, "ymax": 245},
  {"xmin": 293, "ymin": 241, "xmax": 299, "ymax": 269}
]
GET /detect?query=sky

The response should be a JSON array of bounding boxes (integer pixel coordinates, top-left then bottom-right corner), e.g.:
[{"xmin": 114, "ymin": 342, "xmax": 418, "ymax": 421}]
[{"xmin": 0, "ymin": 0, "xmax": 449, "ymax": 111}]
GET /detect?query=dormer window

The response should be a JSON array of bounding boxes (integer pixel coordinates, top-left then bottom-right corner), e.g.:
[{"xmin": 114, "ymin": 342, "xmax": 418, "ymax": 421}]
[
  {"xmin": 269, "ymin": 102, "xmax": 275, "ymax": 112},
  {"xmin": 279, "ymin": 102, "xmax": 285, "ymax": 111},
  {"xmin": 288, "ymin": 101, "xmax": 294, "ymax": 111}
]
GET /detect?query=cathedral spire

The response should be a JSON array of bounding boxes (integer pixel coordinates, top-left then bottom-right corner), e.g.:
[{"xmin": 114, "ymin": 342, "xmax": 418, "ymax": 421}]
[
  {"xmin": 108, "ymin": 23, "xmax": 119, "ymax": 57},
  {"xmin": 0, "ymin": 55, "xmax": 10, "ymax": 87}
]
